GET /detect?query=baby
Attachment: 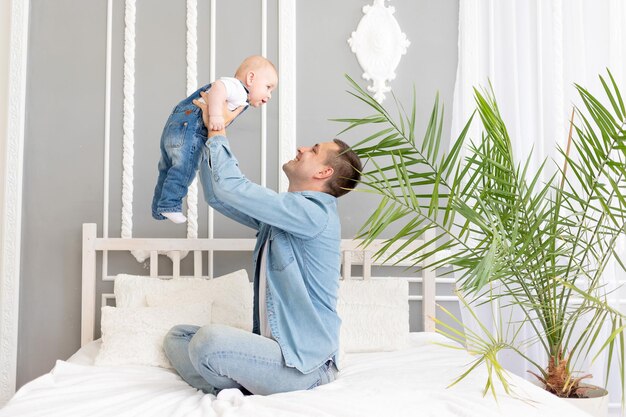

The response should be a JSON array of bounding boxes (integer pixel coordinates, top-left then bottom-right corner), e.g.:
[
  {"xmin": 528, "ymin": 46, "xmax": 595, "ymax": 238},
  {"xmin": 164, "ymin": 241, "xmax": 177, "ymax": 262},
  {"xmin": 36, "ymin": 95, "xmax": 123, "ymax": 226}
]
[{"xmin": 152, "ymin": 55, "xmax": 278, "ymax": 223}]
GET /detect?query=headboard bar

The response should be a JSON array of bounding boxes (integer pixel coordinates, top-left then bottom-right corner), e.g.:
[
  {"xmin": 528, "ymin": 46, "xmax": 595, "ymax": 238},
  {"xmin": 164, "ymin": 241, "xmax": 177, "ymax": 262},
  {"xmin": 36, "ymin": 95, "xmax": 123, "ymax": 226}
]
[
  {"xmin": 81, "ymin": 223, "xmax": 97, "ymax": 346},
  {"xmin": 93, "ymin": 237, "xmax": 257, "ymax": 251},
  {"xmin": 150, "ymin": 251, "xmax": 158, "ymax": 277},
  {"xmin": 362, "ymin": 251, "xmax": 372, "ymax": 281},
  {"xmin": 81, "ymin": 223, "xmax": 440, "ymax": 345},
  {"xmin": 194, "ymin": 251, "xmax": 202, "ymax": 278},
  {"xmin": 171, "ymin": 251, "xmax": 181, "ymax": 279},
  {"xmin": 343, "ymin": 251, "xmax": 352, "ymax": 280}
]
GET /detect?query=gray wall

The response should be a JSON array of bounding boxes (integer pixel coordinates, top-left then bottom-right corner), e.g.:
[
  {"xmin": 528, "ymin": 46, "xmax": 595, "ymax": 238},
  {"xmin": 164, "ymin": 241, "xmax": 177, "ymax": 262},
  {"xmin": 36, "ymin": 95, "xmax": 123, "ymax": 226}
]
[{"xmin": 18, "ymin": 0, "xmax": 459, "ymax": 387}]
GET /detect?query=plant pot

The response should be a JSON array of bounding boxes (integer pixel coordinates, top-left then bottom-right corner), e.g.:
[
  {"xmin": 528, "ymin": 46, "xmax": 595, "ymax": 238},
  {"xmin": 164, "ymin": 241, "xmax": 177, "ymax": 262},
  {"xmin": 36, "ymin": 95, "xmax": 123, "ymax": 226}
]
[{"xmin": 561, "ymin": 385, "xmax": 609, "ymax": 417}]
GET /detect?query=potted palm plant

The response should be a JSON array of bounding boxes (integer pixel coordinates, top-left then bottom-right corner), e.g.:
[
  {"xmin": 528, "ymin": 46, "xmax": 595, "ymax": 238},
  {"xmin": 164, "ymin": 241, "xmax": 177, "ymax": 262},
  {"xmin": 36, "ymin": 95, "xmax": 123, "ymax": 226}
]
[{"xmin": 335, "ymin": 72, "xmax": 626, "ymax": 415}]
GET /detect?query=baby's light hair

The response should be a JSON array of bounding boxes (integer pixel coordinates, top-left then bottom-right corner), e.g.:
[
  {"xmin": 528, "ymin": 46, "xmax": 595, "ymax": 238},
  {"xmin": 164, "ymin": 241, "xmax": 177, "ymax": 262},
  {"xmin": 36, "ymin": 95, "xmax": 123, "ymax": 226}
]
[{"xmin": 235, "ymin": 55, "xmax": 277, "ymax": 78}]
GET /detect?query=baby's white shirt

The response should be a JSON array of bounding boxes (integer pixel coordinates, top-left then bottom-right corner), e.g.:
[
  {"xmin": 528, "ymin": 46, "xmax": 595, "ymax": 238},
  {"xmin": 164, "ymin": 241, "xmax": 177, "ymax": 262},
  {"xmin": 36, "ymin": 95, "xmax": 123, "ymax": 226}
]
[{"xmin": 218, "ymin": 77, "xmax": 249, "ymax": 110}]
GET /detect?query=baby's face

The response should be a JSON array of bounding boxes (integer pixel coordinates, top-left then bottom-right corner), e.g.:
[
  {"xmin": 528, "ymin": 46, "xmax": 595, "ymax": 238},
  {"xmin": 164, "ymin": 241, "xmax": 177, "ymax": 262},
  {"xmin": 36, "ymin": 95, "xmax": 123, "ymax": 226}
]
[{"xmin": 247, "ymin": 66, "xmax": 278, "ymax": 108}]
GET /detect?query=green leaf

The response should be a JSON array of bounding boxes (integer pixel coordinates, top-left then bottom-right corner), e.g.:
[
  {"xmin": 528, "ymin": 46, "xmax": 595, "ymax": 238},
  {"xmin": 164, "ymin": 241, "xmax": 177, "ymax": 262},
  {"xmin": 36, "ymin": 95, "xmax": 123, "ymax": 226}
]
[{"xmin": 335, "ymin": 70, "xmax": 626, "ymax": 404}]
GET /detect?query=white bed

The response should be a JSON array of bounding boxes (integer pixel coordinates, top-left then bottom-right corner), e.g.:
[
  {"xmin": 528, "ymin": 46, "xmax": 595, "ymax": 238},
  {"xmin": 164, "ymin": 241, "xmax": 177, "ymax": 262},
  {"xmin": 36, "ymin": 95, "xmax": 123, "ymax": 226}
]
[{"xmin": 0, "ymin": 224, "xmax": 590, "ymax": 417}]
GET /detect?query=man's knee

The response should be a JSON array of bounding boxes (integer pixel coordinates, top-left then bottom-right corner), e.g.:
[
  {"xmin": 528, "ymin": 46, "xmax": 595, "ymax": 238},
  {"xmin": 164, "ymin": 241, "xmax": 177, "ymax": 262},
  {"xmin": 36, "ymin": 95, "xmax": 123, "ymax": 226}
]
[
  {"xmin": 189, "ymin": 324, "xmax": 231, "ymax": 350},
  {"xmin": 164, "ymin": 324, "xmax": 199, "ymax": 351},
  {"xmin": 188, "ymin": 324, "xmax": 233, "ymax": 370},
  {"xmin": 166, "ymin": 324, "xmax": 200, "ymax": 339}
]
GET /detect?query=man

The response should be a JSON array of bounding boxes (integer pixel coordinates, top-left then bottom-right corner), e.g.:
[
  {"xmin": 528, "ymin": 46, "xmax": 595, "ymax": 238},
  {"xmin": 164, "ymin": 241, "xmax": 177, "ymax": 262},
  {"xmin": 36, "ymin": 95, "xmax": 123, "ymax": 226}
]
[{"xmin": 164, "ymin": 92, "xmax": 362, "ymax": 395}]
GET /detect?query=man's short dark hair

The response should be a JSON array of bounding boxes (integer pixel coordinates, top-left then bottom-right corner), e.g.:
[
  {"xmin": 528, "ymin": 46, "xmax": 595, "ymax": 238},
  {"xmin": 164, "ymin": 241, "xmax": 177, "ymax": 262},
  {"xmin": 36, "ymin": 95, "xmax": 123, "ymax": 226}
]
[{"xmin": 326, "ymin": 139, "xmax": 362, "ymax": 198}]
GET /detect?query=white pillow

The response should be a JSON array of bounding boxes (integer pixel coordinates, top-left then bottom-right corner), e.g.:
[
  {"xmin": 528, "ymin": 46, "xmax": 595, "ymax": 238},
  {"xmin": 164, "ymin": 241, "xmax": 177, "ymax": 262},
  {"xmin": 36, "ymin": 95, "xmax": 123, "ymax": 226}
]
[
  {"xmin": 337, "ymin": 278, "xmax": 409, "ymax": 353},
  {"xmin": 95, "ymin": 304, "xmax": 212, "ymax": 368},
  {"xmin": 114, "ymin": 269, "xmax": 252, "ymax": 331}
]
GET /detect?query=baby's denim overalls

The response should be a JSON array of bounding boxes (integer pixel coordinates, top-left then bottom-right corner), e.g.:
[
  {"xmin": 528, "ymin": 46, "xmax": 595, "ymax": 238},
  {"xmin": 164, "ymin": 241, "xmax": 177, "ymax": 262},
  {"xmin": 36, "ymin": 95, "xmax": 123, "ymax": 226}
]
[{"xmin": 152, "ymin": 83, "xmax": 248, "ymax": 219}]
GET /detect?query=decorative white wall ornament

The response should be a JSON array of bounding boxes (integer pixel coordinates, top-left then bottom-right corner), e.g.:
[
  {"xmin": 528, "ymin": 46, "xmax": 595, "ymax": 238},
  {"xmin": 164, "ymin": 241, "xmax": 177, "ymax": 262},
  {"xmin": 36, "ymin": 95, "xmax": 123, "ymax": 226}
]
[
  {"xmin": 261, "ymin": 0, "xmax": 268, "ymax": 187},
  {"xmin": 185, "ymin": 0, "xmax": 199, "ymax": 247},
  {"xmin": 115, "ymin": 0, "xmax": 294, "ymax": 264},
  {"xmin": 119, "ymin": 0, "xmax": 200, "ymax": 262},
  {"xmin": 120, "ymin": 0, "xmax": 145, "ymax": 261},
  {"xmin": 1, "ymin": 0, "xmax": 29, "ymax": 405},
  {"xmin": 348, "ymin": 0, "xmax": 410, "ymax": 103},
  {"xmin": 207, "ymin": 0, "xmax": 216, "ymax": 278},
  {"xmin": 278, "ymin": 0, "xmax": 297, "ymax": 192}
]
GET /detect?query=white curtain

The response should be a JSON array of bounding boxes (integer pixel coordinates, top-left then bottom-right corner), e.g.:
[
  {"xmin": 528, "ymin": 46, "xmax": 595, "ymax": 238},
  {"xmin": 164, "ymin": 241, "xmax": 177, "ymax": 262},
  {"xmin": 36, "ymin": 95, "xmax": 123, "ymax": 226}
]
[{"xmin": 450, "ymin": 0, "xmax": 626, "ymax": 407}]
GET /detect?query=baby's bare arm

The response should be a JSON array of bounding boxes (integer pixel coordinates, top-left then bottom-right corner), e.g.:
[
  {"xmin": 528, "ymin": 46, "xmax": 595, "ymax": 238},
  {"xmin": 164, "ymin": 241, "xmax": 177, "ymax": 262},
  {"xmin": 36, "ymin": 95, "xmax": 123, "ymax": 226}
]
[
  {"xmin": 206, "ymin": 80, "xmax": 227, "ymax": 130},
  {"xmin": 194, "ymin": 91, "xmax": 244, "ymax": 138}
]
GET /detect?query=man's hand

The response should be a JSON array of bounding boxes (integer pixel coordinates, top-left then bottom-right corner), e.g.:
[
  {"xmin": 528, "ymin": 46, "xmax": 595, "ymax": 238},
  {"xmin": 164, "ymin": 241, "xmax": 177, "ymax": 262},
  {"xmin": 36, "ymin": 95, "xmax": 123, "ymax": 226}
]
[{"xmin": 193, "ymin": 91, "xmax": 244, "ymax": 137}]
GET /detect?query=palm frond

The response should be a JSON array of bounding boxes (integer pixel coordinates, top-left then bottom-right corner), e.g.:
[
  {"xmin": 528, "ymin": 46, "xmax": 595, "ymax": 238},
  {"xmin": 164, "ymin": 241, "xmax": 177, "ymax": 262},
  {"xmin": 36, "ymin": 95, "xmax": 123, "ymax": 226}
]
[{"xmin": 334, "ymin": 70, "xmax": 626, "ymax": 401}]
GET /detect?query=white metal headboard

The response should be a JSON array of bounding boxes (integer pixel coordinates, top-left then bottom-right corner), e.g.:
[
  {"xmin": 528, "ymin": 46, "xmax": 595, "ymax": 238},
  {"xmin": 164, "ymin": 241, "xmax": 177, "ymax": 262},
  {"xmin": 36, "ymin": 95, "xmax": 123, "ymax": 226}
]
[{"xmin": 81, "ymin": 223, "xmax": 438, "ymax": 346}]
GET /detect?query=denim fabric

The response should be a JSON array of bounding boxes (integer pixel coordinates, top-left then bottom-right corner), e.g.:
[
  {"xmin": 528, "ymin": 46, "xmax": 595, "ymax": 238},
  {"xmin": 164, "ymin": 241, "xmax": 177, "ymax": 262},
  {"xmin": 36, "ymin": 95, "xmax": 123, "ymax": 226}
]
[
  {"xmin": 151, "ymin": 84, "xmax": 249, "ymax": 219},
  {"xmin": 199, "ymin": 136, "xmax": 342, "ymax": 374},
  {"xmin": 164, "ymin": 324, "xmax": 337, "ymax": 395}
]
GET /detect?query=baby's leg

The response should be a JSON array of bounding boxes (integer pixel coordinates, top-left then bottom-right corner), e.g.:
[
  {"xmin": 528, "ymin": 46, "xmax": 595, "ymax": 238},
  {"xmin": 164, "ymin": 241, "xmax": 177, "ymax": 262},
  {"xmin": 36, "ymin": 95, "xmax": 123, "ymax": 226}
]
[{"xmin": 155, "ymin": 115, "xmax": 204, "ymax": 222}]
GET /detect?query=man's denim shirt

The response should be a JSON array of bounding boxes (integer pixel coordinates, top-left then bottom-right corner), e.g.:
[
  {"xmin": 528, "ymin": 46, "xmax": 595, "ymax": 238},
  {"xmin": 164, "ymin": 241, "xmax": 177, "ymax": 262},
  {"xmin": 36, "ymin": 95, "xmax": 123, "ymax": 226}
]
[{"xmin": 199, "ymin": 136, "xmax": 341, "ymax": 374}]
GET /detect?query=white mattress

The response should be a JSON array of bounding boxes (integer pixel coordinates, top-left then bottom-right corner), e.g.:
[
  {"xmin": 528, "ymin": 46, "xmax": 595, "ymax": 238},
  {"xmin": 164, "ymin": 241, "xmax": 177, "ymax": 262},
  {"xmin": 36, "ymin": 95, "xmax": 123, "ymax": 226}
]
[{"xmin": 0, "ymin": 333, "xmax": 590, "ymax": 417}]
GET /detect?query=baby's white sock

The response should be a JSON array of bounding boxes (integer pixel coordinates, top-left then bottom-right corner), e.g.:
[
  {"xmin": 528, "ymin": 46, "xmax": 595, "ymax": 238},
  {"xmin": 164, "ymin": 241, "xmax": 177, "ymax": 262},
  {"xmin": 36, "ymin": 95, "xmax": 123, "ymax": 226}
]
[{"xmin": 162, "ymin": 212, "xmax": 187, "ymax": 224}]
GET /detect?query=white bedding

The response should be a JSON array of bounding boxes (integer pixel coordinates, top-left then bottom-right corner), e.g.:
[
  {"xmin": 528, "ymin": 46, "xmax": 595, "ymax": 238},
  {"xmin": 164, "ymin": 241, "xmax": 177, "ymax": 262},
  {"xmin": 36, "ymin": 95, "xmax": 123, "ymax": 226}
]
[{"xmin": 0, "ymin": 333, "xmax": 590, "ymax": 417}]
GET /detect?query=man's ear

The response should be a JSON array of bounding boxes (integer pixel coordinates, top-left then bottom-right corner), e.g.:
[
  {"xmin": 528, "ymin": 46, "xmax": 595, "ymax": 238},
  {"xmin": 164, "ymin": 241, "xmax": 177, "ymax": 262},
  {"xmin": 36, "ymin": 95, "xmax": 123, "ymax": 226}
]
[{"xmin": 314, "ymin": 166, "xmax": 334, "ymax": 180}]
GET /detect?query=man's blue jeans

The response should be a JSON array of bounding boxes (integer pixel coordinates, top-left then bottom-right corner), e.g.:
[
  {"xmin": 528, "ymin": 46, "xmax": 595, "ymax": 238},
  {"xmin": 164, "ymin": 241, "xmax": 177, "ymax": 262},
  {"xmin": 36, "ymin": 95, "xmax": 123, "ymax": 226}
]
[{"xmin": 163, "ymin": 324, "xmax": 337, "ymax": 395}]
